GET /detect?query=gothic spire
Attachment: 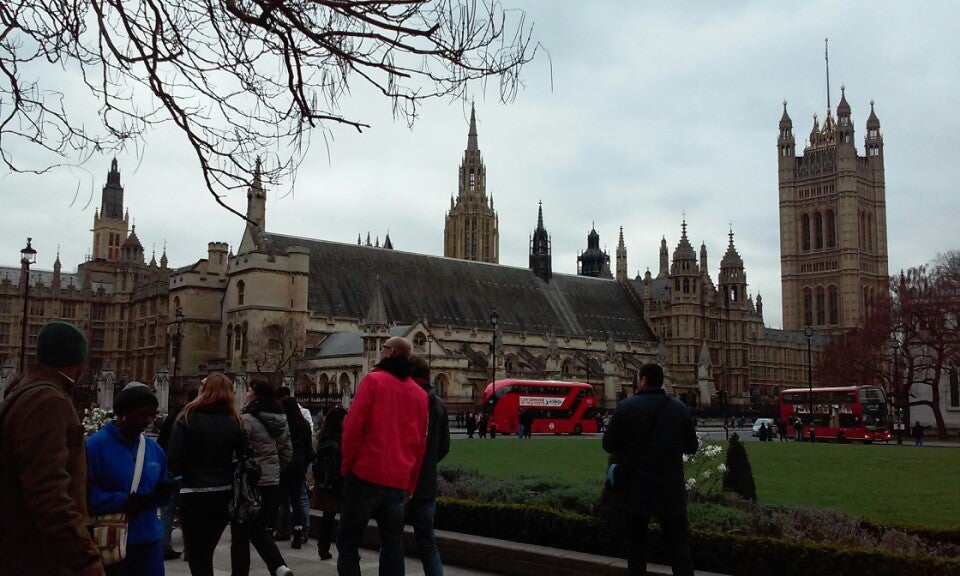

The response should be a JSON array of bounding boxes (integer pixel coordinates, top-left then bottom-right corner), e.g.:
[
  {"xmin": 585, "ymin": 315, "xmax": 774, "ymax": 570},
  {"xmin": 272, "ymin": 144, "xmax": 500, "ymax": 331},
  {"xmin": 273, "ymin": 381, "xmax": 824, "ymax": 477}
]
[{"xmin": 467, "ymin": 102, "xmax": 479, "ymax": 152}]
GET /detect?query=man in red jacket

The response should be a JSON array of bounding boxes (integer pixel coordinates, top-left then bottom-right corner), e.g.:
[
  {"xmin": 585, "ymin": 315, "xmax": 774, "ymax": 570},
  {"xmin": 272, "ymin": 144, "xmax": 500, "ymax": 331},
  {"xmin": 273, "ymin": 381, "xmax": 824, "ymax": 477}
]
[{"xmin": 337, "ymin": 336, "xmax": 428, "ymax": 576}]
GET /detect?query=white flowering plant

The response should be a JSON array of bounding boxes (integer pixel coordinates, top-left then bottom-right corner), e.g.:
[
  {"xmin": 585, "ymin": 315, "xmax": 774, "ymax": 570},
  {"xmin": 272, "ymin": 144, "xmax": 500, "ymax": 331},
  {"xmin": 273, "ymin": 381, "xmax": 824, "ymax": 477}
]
[
  {"xmin": 683, "ymin": 435, "xmax": 726, "ymax": 500},
  {"xmin": 82, "ymin": 407, "xmax": 114, "ymax": 436}
]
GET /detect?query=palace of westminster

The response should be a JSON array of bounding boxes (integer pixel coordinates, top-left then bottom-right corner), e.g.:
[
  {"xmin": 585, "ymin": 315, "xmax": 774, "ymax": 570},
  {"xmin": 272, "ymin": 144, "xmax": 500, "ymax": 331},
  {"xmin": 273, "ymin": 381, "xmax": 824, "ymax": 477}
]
[{"xmin": 0, "ymin": 92, "xmax": 889, "ymax": 413}]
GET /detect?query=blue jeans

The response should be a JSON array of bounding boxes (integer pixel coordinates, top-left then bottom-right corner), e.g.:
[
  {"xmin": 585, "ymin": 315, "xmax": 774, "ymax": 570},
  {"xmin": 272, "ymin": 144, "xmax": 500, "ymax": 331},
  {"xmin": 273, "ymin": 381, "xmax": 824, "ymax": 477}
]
[
  {"xmin": 337, "ymin": 474, "xmax": 407, "ymax": 576},
  {"xmin": 107, "ymin": 540, "xmax": 163, "ymax": 576},
  {"xmin": 406, "ymin": 498, "xmax": 443, "ymax": 576},
  {"xmin": 160, "ymin": 493, "xmax": 177, "ymax": 552}
]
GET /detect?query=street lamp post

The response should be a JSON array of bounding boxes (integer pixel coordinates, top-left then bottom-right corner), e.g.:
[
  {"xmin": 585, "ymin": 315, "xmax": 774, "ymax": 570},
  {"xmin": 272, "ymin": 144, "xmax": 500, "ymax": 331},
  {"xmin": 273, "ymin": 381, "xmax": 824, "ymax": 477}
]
[
  {"xmin": 805, "ymin": 326, "xmax": 814, "ymax": 441},
  {"xmin": 18, "ymin": 239, "xmax": 37, "ymax": 373},
  {"xmin": 489, "ymin": 309, "xmax": 499, "ymax": 428},
  {"xmin": 891, "ymin": 337, "xmax": 902, "ymax": 445},
  {"xmin": 171, "ymin": 307, "xmax": 184, "ymax": 390}
]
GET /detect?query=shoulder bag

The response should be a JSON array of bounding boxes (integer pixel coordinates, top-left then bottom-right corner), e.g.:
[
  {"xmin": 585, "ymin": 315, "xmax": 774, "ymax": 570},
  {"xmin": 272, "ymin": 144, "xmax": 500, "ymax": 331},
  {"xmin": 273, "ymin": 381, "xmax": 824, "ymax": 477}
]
[
  {"xmin": 228, "ymin": 436, "xmax": 263, "ymax": 524},
  {"xmin": 89, "ymin": 433, "xmax": 146, "ymax": 566}
]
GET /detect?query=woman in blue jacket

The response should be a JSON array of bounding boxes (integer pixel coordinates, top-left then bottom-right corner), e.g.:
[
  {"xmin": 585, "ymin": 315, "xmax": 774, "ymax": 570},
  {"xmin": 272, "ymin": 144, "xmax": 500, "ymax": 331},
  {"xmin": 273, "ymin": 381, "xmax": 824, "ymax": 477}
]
[{"xmin": 87, "ymin": 384, "xmax": 175, "ymax": 576}]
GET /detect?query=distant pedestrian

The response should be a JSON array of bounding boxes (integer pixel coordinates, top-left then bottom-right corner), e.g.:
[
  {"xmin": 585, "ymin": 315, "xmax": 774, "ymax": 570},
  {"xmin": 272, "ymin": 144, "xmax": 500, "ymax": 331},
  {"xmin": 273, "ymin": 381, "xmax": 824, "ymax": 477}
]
[
  {"xmin": 478, "ymin": 414, "xmax": 488, "ymax": 438},
  {"xmin": 279, "ymin": 396, "xmax": 314, "ymax": 549},
  {"xmin": 603, "ymin": 363, "xmax": 698, "ymax": 576},
  {"xmin": 337, "ymin": 336, "xmax": 428, "ymax": 576},
  {"xmin": 793, "ymin": 417, "xmax": 804, "ymax": 441},
  {"xmin": 405, "ymin": 355, "xmax": 451, "ymax": 576},
  {"xmin": 465, "ymin": 411, "xmax": 476, "ymax": 438},
  {"xmin": 912, "ymin": 421, "xmax": 924, "ymax": 446},
  {"xmin": 759, "ymin": 423, "xmax": 769, "ymax": 442},
  {"xmin": 777, "ymin": 419, "xmax": 788, "ymax": 442},
  {"xmin": 0, "ymin": 321, "xmax": 105, "ymax": 576}
]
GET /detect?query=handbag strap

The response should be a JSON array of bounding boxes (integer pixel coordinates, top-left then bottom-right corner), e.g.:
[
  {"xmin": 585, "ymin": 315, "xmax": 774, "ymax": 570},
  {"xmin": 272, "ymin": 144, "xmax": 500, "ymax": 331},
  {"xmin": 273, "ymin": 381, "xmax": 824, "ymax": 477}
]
[{"xmin": 130, "ymin": 434, "xmax": 146, "ymax": 494}]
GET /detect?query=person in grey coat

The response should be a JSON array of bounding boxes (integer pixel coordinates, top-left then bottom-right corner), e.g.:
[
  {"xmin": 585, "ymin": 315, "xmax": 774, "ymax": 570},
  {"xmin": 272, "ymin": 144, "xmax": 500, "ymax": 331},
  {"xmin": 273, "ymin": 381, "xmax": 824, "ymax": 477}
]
[
  {"xmin": 406, "ymin": 356, "xmax": 451, "ymax": 576},
  {"xmin": 231, "ymin": 380, "xmax": 294, "ymax": 576},
  {"xmin": 602, "ymin": 363, "xmax": 699, "ymax": 576}
]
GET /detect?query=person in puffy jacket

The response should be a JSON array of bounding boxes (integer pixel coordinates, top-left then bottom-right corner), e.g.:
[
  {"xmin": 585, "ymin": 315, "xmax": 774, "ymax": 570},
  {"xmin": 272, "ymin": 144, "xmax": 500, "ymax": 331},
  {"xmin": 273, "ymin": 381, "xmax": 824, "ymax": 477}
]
[
  {"xmin": 167, "ymin": 373, "xmax": 248, "ymax": 576},
  {"xmin": 231, "ymin": 380, "xmax": 293, "ymax": 576}
]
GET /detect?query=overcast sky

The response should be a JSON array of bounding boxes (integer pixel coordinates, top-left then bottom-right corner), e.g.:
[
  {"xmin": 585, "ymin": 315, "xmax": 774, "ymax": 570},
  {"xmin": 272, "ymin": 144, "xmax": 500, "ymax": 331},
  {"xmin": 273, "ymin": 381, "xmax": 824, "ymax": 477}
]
[{"xmin": 2, "ymin": 1, "xmax": 958, "ymax": 329}]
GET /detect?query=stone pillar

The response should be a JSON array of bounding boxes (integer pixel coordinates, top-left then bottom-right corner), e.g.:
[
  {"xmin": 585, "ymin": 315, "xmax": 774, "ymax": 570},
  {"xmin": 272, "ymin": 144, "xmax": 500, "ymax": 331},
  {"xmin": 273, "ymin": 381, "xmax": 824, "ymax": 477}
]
[
  {"xmin": 0, "ymin": 358, "xmax": 15, "ymax": 398},
  {"xmin": 283, "ymin": 371, "xmax": 295, "ymax": 398},
  {"xmin": 154, "ymin": 366, "xmax": 170, "ymax": 413},
  {"xmin": 233, "ymin": 370, "xmax": 247, "ymax": 411},
  {"xmin": 98, "ymin": 364, "xmax": 116, "ymax": 411}
]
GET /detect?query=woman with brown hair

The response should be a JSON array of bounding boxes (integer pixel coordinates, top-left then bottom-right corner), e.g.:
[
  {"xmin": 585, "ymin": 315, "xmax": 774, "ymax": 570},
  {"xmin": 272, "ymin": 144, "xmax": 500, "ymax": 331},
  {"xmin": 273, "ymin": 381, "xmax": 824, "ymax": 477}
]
[{"xmin": 166, "ymin": 373, "xmax": 247, "ymax": 576}]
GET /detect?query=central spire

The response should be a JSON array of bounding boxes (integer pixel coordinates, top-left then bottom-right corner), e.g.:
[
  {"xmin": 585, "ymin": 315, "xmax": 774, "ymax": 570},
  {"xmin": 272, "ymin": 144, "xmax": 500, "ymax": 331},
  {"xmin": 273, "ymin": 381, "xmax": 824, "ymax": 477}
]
[{"xmin": 467, "ymin": 102, "xmax": 479, "ymax": 152}]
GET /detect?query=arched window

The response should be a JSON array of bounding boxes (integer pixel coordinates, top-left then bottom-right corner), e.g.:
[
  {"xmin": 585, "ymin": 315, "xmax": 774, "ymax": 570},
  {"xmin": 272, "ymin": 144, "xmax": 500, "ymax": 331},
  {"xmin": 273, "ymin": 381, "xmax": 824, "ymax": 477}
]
[
  {"xmin": 434, "ymin": 373, "xmax": 448, "ymax": 398},
  {"xmin": 815, "ymin": 287, "xmax": 826, "ymax": 326},
  {"xmin": 414, "ymin": 332, "xmax": 426, "ymax": 350},
  {"xmin": 814, "ymin": 212, "xmax": 824, "ymax": 250},
  {"xmin": 237, "ymin": 280, "xmax": 245, "ymax": 306},
  {"xmin": 867, "ymin": 213, "xmax": 874, "ymax": 252},
  {"xmin": 828, "ymin": 285, "xmax": 839, "ymax": 325},
  {"xmin": 803, "ymin": 287, "xmax": 813, "ymax": 327},
  {"xmin": 801, "ymin": 214, "xmax": 811, "ymax": 251},
  {"xmin": 826, "ymin": 210, "xmax": 837, "ymax": 249}
]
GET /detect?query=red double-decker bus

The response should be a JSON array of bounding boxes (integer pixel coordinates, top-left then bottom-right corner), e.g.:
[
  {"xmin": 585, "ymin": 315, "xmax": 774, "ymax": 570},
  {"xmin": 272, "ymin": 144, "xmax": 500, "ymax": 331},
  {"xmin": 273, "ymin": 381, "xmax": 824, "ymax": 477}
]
[
  {"xmin": 481, "ymin": 379, "xmax": 598, "ymax": 435},
  {"xmin": 779, "ymin": 385, "xmax": 892, "ymax": 443}
]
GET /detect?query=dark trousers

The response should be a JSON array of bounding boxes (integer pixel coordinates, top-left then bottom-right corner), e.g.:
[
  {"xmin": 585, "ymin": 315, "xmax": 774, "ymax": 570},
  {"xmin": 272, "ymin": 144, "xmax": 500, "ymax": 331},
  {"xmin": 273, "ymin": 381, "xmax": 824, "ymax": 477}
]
[
  {"xmin": 626, "ymin": 512, "xmax": 694, "ymax": 576},
  {"xmin": 406, "ymin": 497, "xmax": 443, "ymax": 576},
  {"xmin": 337, "ymin": 474, "xmax": 407, "ymax": 576},
  {"xmin": 179, "ymin": 490, "xmax": 232, "ymax": 576},
  {"xmin": 231, "ymin": 484, "xmax": 287, "ymax": 576},
  {"xmin": 316, "ymin": 510, "xmax": 337, "ymax": 555}
]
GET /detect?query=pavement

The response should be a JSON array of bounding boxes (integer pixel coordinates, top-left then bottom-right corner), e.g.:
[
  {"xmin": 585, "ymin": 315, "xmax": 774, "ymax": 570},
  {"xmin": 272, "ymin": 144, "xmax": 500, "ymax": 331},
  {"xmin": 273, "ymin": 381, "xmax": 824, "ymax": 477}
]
[{"xmin": 160, "ymin": 519, "xmax": 731, "ymax": 576}]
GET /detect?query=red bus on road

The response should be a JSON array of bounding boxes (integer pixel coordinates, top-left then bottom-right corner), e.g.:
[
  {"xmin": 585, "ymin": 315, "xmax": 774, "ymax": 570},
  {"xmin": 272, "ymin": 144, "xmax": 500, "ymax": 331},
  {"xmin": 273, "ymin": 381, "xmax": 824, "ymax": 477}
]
[
  {"xmin": 779, "ymin": 385, "xmax": 892, "ymax": 443},
  {"xmin": 481, "ymin": 379, "xmax": 598, "ymax": 435}
]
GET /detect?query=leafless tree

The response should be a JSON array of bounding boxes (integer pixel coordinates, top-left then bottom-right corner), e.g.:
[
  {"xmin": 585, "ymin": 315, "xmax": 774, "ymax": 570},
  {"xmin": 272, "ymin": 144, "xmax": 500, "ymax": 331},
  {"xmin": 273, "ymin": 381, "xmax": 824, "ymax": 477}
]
[
  {"xmin": 247, "ymin": 316, "xmax": 306, "ymax": 375},
  {"xmin": 1, "ymin": 0, "xmax": 536, "ymax": 219}
]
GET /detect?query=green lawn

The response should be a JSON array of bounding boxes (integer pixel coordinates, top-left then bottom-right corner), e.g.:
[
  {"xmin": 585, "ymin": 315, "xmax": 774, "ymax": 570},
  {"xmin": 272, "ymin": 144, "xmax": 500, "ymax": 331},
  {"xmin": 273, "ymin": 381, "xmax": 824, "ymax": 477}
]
[{"xmin": 442, "ymin": 437, "xmax": 960, "ymax": 529}]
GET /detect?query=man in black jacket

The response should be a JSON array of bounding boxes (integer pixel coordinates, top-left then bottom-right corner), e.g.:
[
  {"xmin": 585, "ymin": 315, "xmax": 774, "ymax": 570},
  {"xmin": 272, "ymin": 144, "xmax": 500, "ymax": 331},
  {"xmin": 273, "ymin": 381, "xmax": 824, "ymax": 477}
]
[
  {"xmin": 602, "ymin": 363, "xmax": 699, "ymax": 576},
  {"xmin": 406, "ymin": 355, "xmax": 451, "ymax": 576}
]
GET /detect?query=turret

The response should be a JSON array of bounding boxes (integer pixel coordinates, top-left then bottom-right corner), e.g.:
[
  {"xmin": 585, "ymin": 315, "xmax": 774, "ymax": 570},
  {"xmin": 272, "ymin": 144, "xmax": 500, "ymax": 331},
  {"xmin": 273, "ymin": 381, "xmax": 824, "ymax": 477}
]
[
  {"xmin": 615, "ymin": 227, "xmax": 628, "ymax": 281},
  {"xmin": 529, "ymin": 201, "xmax": 552, "ymax": 282},
  {"xmin": 577, "ymin": 224, "xmax": 609, "ymax": 278},
  {"xmin": 657, "ymin": 236, "xmax": 669, "ymax": 279},
  {"xmin": 718, "ymin": 228, "xmax": 748, "ymax": 309},
  {"xmin": 836, "ymin": 86, "xmax": 855, "ymax": 151},
  {"xmin": 239, "ymin": 157, "xmax": 267, "ymax": 253},
  {"xmin": 778, "ymin": 101, "xmax": 796, "ymax": 163},
  {"xmin": 865, "ymin": 100, "xmax": 883, "ymax": 160}
]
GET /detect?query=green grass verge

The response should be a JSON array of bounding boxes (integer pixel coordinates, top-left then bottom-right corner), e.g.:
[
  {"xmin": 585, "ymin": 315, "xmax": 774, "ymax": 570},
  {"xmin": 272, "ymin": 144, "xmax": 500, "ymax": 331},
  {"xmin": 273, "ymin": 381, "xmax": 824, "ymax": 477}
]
[{"xmin": 442, "ymin": 436, "xmax": 960, "ymax": 529}]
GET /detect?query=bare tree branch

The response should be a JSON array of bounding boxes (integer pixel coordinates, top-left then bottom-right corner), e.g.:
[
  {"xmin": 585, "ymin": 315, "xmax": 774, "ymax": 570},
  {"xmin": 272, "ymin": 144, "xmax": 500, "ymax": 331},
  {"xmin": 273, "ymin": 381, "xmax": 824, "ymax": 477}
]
[{"xmin": 1, "ymin": 0, "xmax": 535, "ymax": 216}]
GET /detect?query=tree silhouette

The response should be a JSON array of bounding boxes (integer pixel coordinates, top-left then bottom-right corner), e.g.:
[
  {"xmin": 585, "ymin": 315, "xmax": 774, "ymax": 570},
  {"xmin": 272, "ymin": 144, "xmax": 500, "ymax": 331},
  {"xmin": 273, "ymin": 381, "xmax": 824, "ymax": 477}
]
[{"xmin": 722, "ymin": 433, "xmax": 756, "ymax": 502}]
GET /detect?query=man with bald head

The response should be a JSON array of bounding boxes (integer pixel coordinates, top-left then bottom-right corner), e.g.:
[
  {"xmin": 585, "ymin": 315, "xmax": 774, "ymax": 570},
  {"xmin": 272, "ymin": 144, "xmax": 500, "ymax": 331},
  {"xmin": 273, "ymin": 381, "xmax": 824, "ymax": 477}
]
[{"xmin": 337, "ymin": 336, "xmax": 428, "ymax": 576}]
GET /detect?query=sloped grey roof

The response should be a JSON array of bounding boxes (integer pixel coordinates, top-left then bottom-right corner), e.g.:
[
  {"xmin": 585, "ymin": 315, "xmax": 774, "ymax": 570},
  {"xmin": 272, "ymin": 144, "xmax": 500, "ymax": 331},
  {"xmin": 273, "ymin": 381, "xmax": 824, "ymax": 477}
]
[
  {"xmin": 0, "ymin": 266, "xmax": 112, "ymax": 293},
  {"xmin": 263, "ymin": 233, "xmax": 655, "ymax": 341}
]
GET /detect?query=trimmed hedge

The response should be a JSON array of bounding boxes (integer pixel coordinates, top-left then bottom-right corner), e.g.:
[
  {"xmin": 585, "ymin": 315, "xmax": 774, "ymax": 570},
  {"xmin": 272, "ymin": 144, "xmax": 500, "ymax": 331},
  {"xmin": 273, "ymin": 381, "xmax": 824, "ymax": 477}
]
[{"xmin": 435, "ymin": 497, "xmax": 960, "ymax": 576}]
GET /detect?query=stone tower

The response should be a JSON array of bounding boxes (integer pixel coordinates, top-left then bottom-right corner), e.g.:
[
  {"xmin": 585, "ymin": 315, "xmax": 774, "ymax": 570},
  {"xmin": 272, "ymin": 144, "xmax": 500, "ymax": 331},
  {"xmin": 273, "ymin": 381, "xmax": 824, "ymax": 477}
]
[
  {"xmin": 444, "ymin": 104, "xmax": 499, "ymax": 263},
  {"xmin": 529, "ymin": 201, "xmax": 552, "ymax": 282},
  {"xmin": 778, "ymin": 87, "xmax": 888, "ymax": 330},
  {"xmin": 577, "ymin": 225, "xmax": 610, "ymax": 278},
  {"xmin": 615, "ymin": 227, "xmax": 628, "ymax": 281},
  {"xmin": 91, "ymin": 158, "xmax": 130, "ymax": 262}
]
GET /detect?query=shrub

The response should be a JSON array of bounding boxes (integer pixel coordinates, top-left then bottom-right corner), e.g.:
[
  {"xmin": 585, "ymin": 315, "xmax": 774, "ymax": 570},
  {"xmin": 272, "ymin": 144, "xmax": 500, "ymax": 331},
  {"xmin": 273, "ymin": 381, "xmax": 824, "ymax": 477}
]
[{"xmin": 722, "ymin": 433, "xmax": 757, "ymax": 501}]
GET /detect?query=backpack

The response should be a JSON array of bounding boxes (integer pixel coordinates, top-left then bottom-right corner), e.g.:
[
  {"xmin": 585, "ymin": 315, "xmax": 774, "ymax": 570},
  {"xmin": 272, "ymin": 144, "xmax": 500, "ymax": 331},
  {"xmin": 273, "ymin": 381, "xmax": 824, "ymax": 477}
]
[{"xmin": 312, "ymin": 438, "xmax": 342, "ymax": 491}]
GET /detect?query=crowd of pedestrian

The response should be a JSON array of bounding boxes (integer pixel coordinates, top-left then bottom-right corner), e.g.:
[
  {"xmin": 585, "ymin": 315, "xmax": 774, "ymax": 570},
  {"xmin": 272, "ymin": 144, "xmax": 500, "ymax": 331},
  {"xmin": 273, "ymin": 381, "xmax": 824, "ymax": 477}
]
[{"xmin": 0, "ymin": 324, "xmax": 450, "ymax": 576}]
